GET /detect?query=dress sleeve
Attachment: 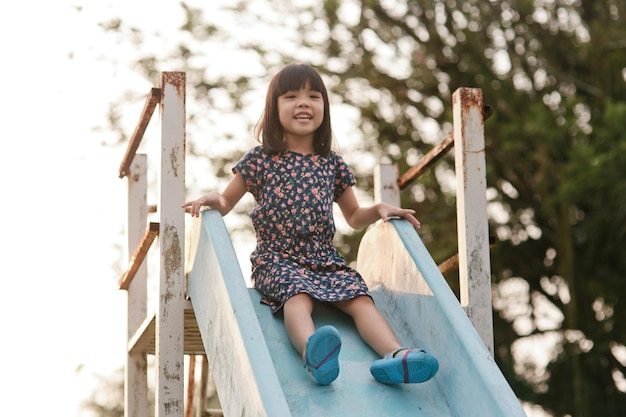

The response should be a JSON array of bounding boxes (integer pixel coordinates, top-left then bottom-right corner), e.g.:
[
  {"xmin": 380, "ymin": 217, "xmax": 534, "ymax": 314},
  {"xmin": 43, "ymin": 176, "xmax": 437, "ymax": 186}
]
[
  {"xmin": 333, "ymin": 153, "xmax": 356, "ymax": 201},
  {"xmin": 232, "ymin": 146, "xmax": 264, "ymax": 199}
]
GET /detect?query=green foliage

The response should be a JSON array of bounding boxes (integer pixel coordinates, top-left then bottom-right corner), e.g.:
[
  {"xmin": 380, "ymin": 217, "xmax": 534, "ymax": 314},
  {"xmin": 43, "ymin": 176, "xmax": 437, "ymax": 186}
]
[{"xmin": 80, "ymin": 368, "xmax": 126, "ymax": 417}]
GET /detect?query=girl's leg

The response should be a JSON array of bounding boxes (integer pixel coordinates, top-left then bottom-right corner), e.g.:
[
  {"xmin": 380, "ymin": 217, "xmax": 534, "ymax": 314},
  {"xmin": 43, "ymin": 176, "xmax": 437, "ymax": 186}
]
[
  {"xmin": 334, "ymin": 295, "xmax": 401, "ymax": 357},
  {"xmin": 336, "ymin": 296, "xmax": 439, "ymax": 384},
  {"xmin": 285, "ymin": 293, "xmax": 342, "ymax": 385},
  {"xmin": 283, "ymin": 293, "xmax": 316, "ymax": 358}
]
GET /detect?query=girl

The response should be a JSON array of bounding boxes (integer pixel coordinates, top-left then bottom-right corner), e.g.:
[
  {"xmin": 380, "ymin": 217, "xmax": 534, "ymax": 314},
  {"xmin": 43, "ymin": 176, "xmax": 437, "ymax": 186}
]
[{"xmin": 182, "ymin": 63, "xmax": 438, "ymax": 386}]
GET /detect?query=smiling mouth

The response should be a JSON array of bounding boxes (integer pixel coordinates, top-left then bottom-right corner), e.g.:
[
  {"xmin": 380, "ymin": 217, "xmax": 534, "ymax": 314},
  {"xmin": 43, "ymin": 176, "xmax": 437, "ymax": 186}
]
[{"xmin": 294, "ymin": 113, "xmax": 312, "ymax": 120}]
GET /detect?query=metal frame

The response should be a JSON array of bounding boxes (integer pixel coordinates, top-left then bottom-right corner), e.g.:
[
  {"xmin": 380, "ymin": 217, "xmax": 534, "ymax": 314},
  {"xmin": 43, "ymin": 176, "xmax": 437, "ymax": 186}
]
[
  {"xmin": 374, "ymin": 88, "xmax": 494, "ymax": 355},
  {"xmin": 119, "ymin": 72, "xmax": 187, "ymax": 417}
]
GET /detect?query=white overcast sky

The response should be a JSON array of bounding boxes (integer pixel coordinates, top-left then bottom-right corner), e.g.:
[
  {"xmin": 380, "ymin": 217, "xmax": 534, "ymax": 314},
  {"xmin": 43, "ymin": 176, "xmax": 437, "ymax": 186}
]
[{"xmin": 1, "ymin": 1, "xmax": 195, "ymax": 415}]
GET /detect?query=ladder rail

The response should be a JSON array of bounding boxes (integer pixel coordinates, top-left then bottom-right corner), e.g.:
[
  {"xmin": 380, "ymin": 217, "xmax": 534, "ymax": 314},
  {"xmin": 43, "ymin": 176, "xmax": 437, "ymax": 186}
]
[{"xmin": 118, "ymin": 72, "xmax": 187, "ymax": 417}]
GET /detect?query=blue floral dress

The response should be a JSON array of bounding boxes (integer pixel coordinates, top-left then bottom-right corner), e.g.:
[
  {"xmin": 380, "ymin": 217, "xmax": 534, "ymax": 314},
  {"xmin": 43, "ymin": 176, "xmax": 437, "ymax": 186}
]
[{"xmin": 233, "ymin": 146, "xmax": 371, "ymax": 313}]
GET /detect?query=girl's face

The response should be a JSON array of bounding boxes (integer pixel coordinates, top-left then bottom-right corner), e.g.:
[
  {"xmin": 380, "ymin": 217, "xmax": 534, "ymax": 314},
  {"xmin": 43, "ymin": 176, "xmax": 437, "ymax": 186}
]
[{"xmin": 277, "ymin": 82, "xmax": 324, "ymax": 147}]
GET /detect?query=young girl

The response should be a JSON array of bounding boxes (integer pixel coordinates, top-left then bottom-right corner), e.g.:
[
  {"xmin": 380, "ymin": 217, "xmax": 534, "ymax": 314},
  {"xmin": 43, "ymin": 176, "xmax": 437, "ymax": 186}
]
[{"xmin": 182, "ymin": 63, "xmax": 438, "ymax": 386}]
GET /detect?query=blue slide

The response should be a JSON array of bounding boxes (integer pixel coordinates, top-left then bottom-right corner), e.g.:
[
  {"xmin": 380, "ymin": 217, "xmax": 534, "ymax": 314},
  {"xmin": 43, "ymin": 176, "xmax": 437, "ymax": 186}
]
[{"xmin": 187, "ymin": 210, "xmax": 527, "ymax": 417}]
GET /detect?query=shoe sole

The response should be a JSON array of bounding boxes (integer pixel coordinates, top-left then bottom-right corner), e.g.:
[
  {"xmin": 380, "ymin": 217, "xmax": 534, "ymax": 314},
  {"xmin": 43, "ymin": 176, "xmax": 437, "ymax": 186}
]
[
  {"xmin": 306, "ymin": 326, "xmax": 341, "ymax": 385},
  {"xmin": 370, "ymin": 353, "xmax": 439, "ymax": 384}
]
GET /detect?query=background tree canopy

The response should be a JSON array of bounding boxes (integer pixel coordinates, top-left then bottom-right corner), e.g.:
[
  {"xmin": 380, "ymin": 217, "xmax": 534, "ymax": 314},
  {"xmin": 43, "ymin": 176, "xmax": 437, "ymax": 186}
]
[{"xmin": 103, "ymin": 1, "xmax": 626, "ymax": 415}]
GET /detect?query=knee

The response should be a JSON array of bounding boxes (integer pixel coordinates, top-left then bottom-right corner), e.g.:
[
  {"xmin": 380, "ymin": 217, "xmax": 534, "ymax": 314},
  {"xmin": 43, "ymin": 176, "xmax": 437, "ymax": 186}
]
[
  {"xmin": 285, "ymin": 292, "xmax": 314, "ymax": 311},
  {"xmin": 336, "ymin": 295, "xmax": 374, "ymax": 315}
]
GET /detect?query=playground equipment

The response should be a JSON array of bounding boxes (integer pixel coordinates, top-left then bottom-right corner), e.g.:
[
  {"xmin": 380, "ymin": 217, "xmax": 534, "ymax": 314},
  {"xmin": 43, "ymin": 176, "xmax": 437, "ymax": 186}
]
[{"xmin": 117, "ymin": 71, "xmax": 527, "ymax": 416}]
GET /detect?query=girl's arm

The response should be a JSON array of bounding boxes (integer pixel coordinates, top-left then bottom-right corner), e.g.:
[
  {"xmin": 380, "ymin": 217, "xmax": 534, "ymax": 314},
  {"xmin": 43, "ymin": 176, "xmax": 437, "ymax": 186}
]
[
  {"xmin": 336, "ymin": 187, "xmax": 421, "ymax": 230},
  {"xmin": 181, "ymin": 173, "xmax": 247, "ymax": 217}
]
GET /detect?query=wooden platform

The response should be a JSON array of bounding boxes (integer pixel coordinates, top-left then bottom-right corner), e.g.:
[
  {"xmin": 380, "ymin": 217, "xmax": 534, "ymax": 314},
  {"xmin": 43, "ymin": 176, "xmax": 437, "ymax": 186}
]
[{"xmin": 127, "ymin": 300, "xmax": 206, "ymax": 355}]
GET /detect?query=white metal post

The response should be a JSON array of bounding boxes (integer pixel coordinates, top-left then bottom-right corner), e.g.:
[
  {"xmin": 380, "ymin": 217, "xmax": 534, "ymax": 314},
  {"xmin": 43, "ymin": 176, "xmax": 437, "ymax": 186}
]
[
  {"xmin": 126, "ymin": 154, "xmax": 149, "ymax": 417},
  {"xmin": 452, "ymin": 88, "xmax": 494, "ymax": 355},
  {"xmin": 374, "ymin": 163, "xmax": 401, "ymax": 207},
  {"xmin": 156, "ymin": 72, "xmax": 186, "ymax": 417}
]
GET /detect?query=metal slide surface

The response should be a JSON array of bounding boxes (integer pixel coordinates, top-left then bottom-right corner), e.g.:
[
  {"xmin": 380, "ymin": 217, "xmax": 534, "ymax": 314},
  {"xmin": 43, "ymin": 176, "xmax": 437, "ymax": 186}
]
[{"xmin": 187, "ymin": 210, "xmax": 527, "ymax": 417}]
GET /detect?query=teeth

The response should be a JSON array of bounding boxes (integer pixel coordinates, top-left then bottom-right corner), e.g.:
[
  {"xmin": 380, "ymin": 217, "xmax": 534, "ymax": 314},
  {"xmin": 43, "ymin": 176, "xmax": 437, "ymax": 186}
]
[{"xmin": 295, "ymin": 114, "xmax": 312, "ymax": 119}]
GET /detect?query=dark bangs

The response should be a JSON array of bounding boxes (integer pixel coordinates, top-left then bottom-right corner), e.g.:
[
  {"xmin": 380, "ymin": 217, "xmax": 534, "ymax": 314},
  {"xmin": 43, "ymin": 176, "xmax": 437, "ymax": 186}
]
[
  {"xmin": 274, "ymin": 64, "xmax": 327, "ymax": 97},
  {"xmin": 255, "ymin": 63, "xmax": 333, "ymax": 157}
]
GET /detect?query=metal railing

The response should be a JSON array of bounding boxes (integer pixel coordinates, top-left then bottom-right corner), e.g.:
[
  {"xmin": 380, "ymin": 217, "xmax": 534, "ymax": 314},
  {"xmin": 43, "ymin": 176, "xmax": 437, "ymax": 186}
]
[
  {"xmin": 117, "ymin": 72, "xmax": 187, "ymax": 417},
  {"xmin": 374, "ymin": 88, "xmax": 494, "ymax": 355}
]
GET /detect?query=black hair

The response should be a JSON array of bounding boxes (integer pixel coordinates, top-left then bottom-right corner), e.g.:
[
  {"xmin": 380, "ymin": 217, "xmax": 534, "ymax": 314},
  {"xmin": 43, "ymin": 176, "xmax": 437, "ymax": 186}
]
[{"xmin": 254, "ymin": 63, "xmax": 333, "ymax": 157}]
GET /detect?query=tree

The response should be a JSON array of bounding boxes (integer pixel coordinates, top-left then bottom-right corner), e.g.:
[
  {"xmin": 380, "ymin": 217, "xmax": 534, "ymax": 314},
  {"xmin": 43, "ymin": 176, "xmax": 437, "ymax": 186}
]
[
  {"xmin": 80, "ymin": 367, "xmax": 126, "ymax": 417},
  {"xmin": 100, "ymin": 1, "xmax": 626, "ymax": 415},
  {"xmin": 308, "ymin": 2, "xmax": 626, "ymax": 416}
]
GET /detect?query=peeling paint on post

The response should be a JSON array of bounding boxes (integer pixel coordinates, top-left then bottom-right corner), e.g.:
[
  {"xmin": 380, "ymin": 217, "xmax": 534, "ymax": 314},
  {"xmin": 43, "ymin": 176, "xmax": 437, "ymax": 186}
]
[
  {"xmin": 452, "ymin": 88, "xmax": 494, "ymax": 356},
  {"xmin": 157, "ymin": 72, "xmax": 186, "ymax": 417},
  {"xmin": 126, "ymin": 155, "xmax": 149, "ymax": 417}
]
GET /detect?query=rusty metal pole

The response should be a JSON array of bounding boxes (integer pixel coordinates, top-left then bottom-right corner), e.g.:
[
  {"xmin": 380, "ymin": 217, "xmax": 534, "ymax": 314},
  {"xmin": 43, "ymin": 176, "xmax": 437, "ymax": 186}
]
[
  {"xmin": 452, "ymin": 88, "xmax": 494, "ymax": 356},
  {"xmin": 126, "ymin": 154, "xmax": 149, "ymax": 417},
  {"xmin": 156, "ymin": 72, "xmax": 186, "ymax": 417}
]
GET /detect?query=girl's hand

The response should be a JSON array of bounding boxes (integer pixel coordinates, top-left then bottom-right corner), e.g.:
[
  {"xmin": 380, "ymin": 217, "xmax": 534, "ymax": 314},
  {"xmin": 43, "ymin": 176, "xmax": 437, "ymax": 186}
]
[
  {"xmin": 181, "ymin": 192, "xmax": 226, "ymax": 217},
  {"xmin": 378, "ymin": 204, "xmax": 421, "ymax": 230}
]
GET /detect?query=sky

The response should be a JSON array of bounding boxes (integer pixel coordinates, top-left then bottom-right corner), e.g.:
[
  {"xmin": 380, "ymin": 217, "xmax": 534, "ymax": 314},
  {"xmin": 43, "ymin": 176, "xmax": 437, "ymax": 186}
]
[{"xmin": 0, "ymin": 1, "xmax": 198, "ymax": 415}]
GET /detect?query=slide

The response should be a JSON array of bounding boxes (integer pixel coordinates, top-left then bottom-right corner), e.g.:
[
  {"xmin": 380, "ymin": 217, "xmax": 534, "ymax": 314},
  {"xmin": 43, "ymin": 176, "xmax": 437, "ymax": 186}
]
[{"xmin": 187, "ymin": 210, "xmax": 527, "ymax": 417}]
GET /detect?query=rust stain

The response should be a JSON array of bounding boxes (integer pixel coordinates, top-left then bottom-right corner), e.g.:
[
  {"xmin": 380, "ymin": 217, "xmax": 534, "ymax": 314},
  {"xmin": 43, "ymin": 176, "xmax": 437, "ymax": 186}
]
[
  {"xmin": 460, "ymin": 89, "xmax": 483, "ymax": 142},
  {"xmin": 460, "ymin": 89, "xmax": 485, "ymax": 141},
  {"xmin": 161, "ymin": 223, "xmax": 183, "ymax": 312},
  {"xmin": 458, "ymin": 88, "xmax": 483, "ymax": 118},
  {"xmin": 162, "ymin": 71, "xmax": 186, "ymax": 101},
  {"xmin": 453, "ymin": 88, "xmax": 486, "ymax": 187},
  {"xmin": 161, "ymin": 71, "xmax": 187, "ymax": 164},
  {"xmin": 170, "ymin": 145, "xmax": 181, "ymax": 178}
]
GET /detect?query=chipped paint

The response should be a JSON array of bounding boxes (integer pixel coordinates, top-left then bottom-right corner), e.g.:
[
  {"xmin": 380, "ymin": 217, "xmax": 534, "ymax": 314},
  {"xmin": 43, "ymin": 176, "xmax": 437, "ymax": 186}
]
[
  {"xmin": 161, "ymin": 222, "xmax": 182, "ymax": 295},
  {"xmin": 120, "ymin": 72, "xmax": 187, "ymax": 417},
  {"xmin": 157, "ymin": 71, "xmax": 186, "ymax": 417},
  {"xmin": 160, "ymin": 72, "xmax": 186, "ymax": 180},
  {"xmin": 169, "ymin": 145, "xmax": 181, "ymax": 178},
  {"xmin": 162, "ymin": 71, "xmax": 186, "ymax": 98},
  {"xmin": 453, "ymin": 88, "xmax": 494, "ymax": 355}
]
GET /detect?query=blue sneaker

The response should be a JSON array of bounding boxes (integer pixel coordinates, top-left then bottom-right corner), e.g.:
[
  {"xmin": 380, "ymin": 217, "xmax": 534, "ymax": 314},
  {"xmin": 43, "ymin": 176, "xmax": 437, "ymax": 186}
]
[
  {"xmin": 370, "ymin": 347, "xmax": 438, "ymax": 384},
  {"xmin": 304, "ymin": 325, "xmax": 342, "ymax": 385}
]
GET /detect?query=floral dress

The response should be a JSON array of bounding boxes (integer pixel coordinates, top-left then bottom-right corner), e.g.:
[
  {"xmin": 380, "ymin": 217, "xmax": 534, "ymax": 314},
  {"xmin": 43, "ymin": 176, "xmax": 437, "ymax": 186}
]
[{"xmin": 233, "ymin": 145, "xmax": 371, "ymax": 313}]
